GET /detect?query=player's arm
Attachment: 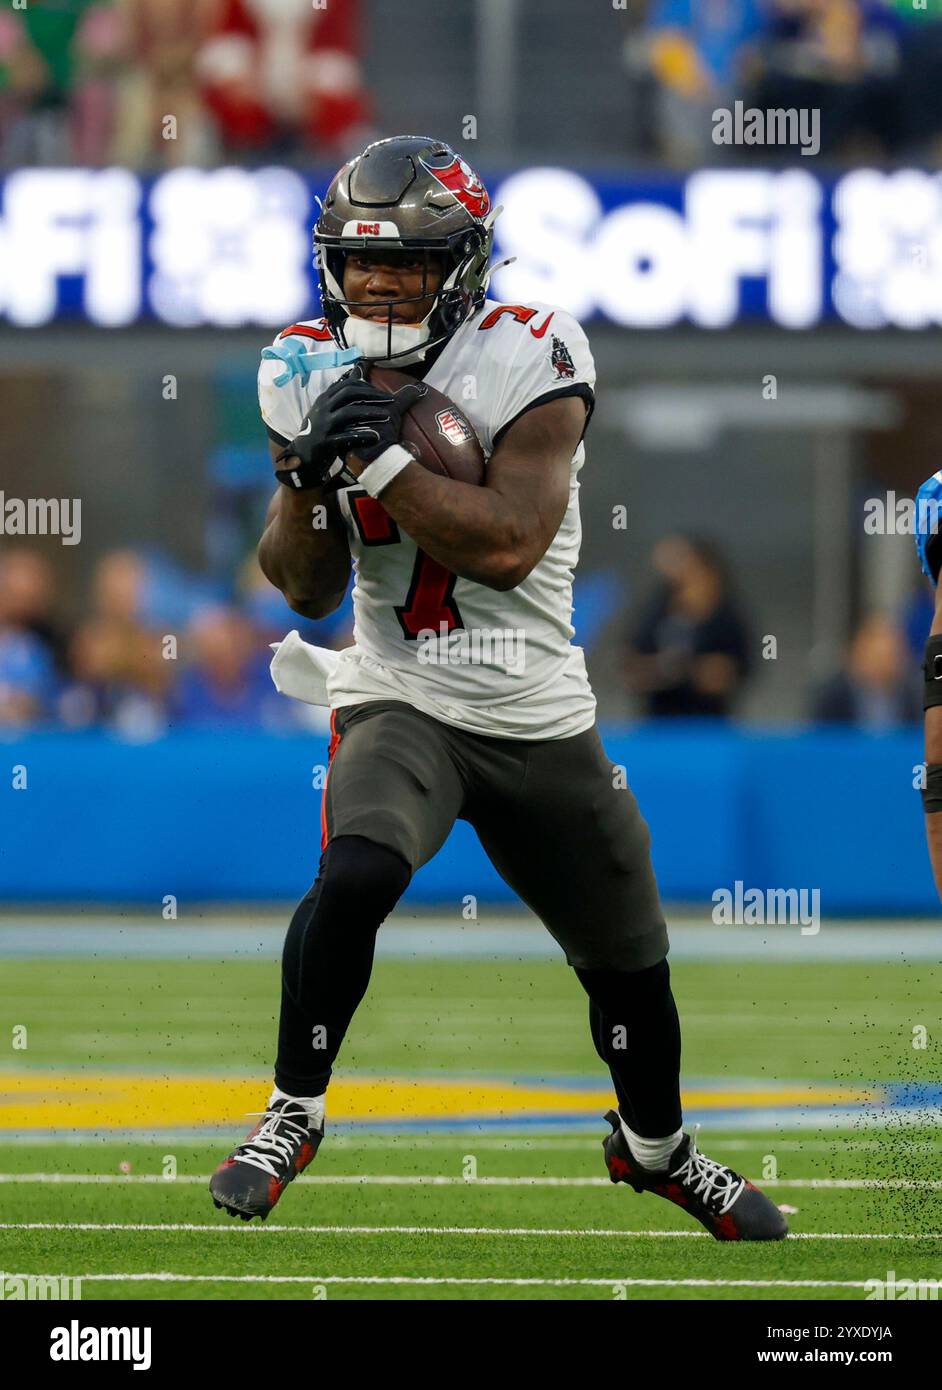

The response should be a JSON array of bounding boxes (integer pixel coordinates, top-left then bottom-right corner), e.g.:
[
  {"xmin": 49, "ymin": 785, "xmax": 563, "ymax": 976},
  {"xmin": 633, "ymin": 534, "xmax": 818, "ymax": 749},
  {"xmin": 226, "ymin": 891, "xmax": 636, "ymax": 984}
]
[
  {"xmin": 258, "ymin": 349, "xmax": 414, "ymax": 619},
  {"xmin": 353, "ymin": 395, "xmax": 587, "ymax": 591},
  {"xmin": 258, "ymin": 442, "xmax": 351, "ymax": 620}
]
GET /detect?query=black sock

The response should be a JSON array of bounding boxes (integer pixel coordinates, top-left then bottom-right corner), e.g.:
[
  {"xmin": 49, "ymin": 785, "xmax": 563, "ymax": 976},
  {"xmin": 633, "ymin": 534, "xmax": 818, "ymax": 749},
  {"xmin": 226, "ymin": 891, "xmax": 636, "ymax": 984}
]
[
  {"xmin": 574, "ymin": 957, "xmax": 682, "ymax": 1138},
  {"xmin": 274, "ymin": 834, "xmax": 411, "ymax": 1095}
]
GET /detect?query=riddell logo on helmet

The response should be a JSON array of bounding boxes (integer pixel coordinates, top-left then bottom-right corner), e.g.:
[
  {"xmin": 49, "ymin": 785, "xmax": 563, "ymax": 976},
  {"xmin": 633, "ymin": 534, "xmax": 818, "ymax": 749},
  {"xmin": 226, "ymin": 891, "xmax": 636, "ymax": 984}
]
[{"xmin": 356, "ymin": 223, "xmax": 381, "ymax": 235}]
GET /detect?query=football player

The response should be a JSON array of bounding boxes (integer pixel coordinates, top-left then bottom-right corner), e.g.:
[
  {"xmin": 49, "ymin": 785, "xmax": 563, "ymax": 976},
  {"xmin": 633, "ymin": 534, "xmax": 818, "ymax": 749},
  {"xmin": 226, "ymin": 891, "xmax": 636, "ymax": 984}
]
[
  {"xmin": 915, "ymin": 471, "xmax": 942, "ymax": 898},
  {"xmin": 210, "ymin": 136, "xmax": 786, "ymax": 1241}
]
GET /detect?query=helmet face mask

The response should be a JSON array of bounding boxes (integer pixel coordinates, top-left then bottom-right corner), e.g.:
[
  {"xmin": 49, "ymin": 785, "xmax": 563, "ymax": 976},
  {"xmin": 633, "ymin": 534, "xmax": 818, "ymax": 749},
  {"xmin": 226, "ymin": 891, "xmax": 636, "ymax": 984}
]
[{"xmin": 313, "ymin": 136, "xmax": 494, "ymax": 366}]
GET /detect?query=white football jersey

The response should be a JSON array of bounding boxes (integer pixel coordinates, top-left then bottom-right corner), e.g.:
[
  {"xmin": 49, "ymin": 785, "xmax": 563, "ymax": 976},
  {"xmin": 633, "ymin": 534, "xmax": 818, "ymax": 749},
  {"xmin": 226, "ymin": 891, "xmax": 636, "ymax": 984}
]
[{"xmin": 258, "ymin": 299, "xmax": 597, "ymax": 740}]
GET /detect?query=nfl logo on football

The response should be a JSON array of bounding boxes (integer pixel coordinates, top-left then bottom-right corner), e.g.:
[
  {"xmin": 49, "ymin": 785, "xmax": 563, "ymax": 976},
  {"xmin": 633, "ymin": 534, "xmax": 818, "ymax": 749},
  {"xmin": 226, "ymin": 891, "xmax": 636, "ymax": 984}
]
[{"xmin": 435, "ymin": 408, "xmax": 474, "ymax": 446}]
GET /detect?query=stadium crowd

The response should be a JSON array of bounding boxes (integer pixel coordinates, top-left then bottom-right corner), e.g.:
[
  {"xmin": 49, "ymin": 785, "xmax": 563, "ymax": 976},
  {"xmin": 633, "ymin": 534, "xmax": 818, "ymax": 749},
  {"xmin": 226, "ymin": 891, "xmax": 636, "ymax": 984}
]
[
  {"xmin": 2, "ymin": 2, "xmax": 941, "ymax": 170},
  {"xmin": 0, "ymin": 537, "xmax": 923, "ymax": 733},
  {"xmin": 634, "ymin": 0, "xmax": 942, "ymax": 165},
  {"xmin": 0, "ymin": 544, "xmax": 347, "ymax": 734},
  {"xmin": 621, "ymin": 532, "xmax": 924, "ymax": 726},
  {"xmin": 0, "ymin": 0, "xmax": 371, "ymax": 169}
]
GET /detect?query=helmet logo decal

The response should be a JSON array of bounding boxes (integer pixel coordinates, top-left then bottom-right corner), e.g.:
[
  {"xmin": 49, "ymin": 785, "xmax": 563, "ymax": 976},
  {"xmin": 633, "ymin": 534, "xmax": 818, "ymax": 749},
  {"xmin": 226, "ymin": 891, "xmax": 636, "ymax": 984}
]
[
  {"xmin": 421, "ymin": 156, "xmax": 489, "ymax": 218},
  {"xmin": 340, "ymin": 219, "xmax": 402, "ymax": 238}
]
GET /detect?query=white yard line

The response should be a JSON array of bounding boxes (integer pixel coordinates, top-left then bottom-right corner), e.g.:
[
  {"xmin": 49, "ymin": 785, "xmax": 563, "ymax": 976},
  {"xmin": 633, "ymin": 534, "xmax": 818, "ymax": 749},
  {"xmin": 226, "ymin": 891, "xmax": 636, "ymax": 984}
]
[
  {"xmin": 1, "ymin": 1221, "xmax": 939, "ymax": 1240},
  {"xmin": 1, "ymin": 1271, "xmax": 875, "ymax": 1289},
  {"xmin": 0, "ymin": 1172, "xmax": 940, "ymax": 1189}
]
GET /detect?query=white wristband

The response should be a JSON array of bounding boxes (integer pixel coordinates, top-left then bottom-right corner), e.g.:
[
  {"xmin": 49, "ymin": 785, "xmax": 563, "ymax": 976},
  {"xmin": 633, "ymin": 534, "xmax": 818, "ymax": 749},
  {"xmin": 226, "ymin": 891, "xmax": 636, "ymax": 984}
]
[{"xmin": 358, "ymin": 444, "xmax": 413, "ymax": 498}]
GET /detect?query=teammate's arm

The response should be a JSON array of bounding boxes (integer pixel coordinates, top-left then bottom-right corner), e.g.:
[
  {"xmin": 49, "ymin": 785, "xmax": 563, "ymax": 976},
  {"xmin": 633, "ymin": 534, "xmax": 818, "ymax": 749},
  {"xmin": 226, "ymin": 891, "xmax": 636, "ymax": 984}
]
[
  {"xmin": 924, "ymin": 586, "xmax": 942, "ymax": 899},
  {"xmin": 351, "ymin": 394, "xmax": 587, "ymax": 591},
  {"xmin": 258, "ymin": 442, "xmax": 351, "ymax": 620},
  {"xmin": 914, "ymin": 470, "xmax": 942, "ymax": 898}
]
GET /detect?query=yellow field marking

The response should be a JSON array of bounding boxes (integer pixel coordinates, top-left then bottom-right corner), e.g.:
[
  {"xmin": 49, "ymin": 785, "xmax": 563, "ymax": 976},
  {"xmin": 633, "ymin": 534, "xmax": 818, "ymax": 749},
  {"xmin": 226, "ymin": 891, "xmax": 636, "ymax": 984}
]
[{"xmin": 0, "ymin": 1071, "xmax": 880, "ymax": 1131}]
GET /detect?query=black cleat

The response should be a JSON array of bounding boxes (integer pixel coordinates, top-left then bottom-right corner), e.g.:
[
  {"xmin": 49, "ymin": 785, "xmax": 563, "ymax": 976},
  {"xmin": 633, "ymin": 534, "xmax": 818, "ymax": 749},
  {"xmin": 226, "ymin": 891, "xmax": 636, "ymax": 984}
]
[
  {"xmin": 602, "ymin": 1110, "xmax": 788, "ymax": 1241},
  {"xmin": 210, "ymin": 1097, "xmax": 323, "ymax": 1221}
]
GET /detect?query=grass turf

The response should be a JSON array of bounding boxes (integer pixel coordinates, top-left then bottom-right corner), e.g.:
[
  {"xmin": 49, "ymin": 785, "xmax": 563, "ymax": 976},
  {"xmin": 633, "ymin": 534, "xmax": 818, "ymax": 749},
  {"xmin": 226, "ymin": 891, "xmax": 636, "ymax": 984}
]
[
  {"xmin": 2, "ymin": 955, "xmax": 940, "ymax": 1079},
  {"xmin": 1, "ymin": 955, "xmax": 941, "ymax": 1300}
]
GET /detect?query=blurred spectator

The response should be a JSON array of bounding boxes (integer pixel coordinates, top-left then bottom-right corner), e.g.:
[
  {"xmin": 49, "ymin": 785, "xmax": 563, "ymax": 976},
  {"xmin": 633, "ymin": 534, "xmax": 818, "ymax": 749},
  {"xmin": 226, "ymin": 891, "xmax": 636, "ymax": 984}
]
[
  {"xmin": 111, "ymin": 0, "xmax": 218, "ymax": 167},
  {"xmin": 0, "ymin": 0, "xmax": 370, "ymax": 168},
  {"xmin": 60, "ymin": 550, "xmax": 171, "ymax": 735},
  {"xmin": 0, "ymin": 541, "xmax": 322, "ymax": 734},
  {"xmin": 751, "ymin": 0, "xmax": 906, "ymax": 160},
  {"xmin": 171, "ymin": 604, "xmax": 284, "ymax": 728},
  {"xmin": 624, "ymin": 535, "xmax": 752, "ymax": 718},
  {"xmin": 640, "ymin": 0, "xmax": 765, "ymax": 164},
  {"xmin": 197, "ymin": 0, "xmax": 370, "ymax": 161},
  {"xmin": 71, "ymin": 2, "xmax": 127, "ymax": 164},
  {"xmin": 0, "ymin": 626, "xmax": 56, "ymax": 727},
  {"xmin": 811, "ymin": 611, "xmax": 920, "ymax": 727},
  {"xmin": 632, "ymin": 0, "xmax": 942, "ymax": 166},
  {"xmin": 0, "ymin": 549, "xmax": 62, "ymax": 727},
  {"xmin": 893, "ymin": 0, "xmax": 942, "ymax": 161},
  {"xmin": 0, "ymin": 548, "xmax": 64, "ymax": 727},
  {"xmin": 0, "ymin": 1, "xmax": 124, "ymax": 167},
  {"xmin": 0, "ymin": 548, "xmax": 68, "ymax": 673}
]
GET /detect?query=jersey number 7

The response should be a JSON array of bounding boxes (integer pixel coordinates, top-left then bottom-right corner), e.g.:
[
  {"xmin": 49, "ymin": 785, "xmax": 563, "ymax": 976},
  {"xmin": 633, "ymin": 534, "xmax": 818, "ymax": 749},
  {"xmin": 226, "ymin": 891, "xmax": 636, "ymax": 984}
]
[{"xmin": 349, "ymin": 491, "xmax": 465, "ymax": 639}]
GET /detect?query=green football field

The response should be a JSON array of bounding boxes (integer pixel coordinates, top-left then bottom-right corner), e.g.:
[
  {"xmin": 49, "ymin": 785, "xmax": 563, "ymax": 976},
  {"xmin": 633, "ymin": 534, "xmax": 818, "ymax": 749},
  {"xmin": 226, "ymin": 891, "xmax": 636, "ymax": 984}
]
[{"xmin": 2, "ymin": 941, "xmax": 941, "ymax": 1301}]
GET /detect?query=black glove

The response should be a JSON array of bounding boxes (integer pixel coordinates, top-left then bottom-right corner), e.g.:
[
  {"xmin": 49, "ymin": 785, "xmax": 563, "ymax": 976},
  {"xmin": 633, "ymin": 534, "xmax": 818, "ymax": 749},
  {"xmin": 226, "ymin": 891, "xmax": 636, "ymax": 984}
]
[
  {"xmin": 274, "ymin": 363, "xmax": 428, "ymax": 491},
  {"xmin": 273, "ymin": 370, "xmax": 373, "ymax": 490},
  {"xmin": 327, "ymin": 362, "xmax": 429, "ymax": 465}
]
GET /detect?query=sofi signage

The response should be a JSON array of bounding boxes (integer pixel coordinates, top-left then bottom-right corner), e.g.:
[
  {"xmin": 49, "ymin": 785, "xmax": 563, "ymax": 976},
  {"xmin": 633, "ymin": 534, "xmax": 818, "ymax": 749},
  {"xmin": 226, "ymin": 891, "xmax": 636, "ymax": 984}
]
[{"xmin": 0, "ymin": 165, "xmax": 940, "ymax": 330}]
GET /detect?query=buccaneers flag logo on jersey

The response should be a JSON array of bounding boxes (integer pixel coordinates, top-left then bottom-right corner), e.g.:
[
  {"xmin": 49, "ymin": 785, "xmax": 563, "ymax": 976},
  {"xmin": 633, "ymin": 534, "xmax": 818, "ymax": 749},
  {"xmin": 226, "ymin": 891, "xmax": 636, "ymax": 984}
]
[
  {"xmin": 421, "ymin": 156, "xmax": 490, "ymax": 218},
  {"xmin": 551, "ymin": 335, "xmax": 576, "ymax": 379}
]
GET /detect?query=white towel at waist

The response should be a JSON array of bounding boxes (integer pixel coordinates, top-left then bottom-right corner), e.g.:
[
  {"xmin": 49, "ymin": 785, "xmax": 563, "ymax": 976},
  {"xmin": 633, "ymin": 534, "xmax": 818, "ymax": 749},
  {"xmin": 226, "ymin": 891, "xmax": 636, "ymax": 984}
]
[{"xmin": 269, "ymin": 629, "xmax": 341, "ymax": 707}]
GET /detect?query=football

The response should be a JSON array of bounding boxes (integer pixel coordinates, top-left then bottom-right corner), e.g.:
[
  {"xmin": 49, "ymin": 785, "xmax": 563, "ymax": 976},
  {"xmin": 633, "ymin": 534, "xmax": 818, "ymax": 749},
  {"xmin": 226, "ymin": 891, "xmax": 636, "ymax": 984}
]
[{"xmin": 368, "ymin": 365, "xmax": 486, "ymax": 486}]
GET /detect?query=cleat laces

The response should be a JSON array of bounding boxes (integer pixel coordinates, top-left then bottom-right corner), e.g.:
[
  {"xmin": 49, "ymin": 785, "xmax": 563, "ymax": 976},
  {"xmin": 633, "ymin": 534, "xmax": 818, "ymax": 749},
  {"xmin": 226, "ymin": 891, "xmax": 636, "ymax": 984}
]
[
  {"xmin": 669, "ymin": 1126, "xmax": 745, "ymax": 1215},
  {"xmin": 233, "ymin": 1107, "xmax": 311, "ymax": 1178}
]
